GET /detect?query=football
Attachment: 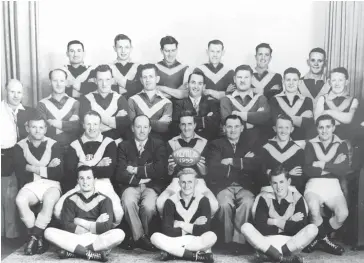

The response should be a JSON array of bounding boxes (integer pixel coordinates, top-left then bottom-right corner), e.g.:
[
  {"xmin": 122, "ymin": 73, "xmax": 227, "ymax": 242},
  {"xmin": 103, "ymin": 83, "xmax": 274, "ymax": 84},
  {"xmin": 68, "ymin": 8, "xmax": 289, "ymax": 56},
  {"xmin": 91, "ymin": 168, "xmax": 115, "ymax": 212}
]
[{"xmin": 172, "ymin": 147, "xmax": 201, "ymax": 167}]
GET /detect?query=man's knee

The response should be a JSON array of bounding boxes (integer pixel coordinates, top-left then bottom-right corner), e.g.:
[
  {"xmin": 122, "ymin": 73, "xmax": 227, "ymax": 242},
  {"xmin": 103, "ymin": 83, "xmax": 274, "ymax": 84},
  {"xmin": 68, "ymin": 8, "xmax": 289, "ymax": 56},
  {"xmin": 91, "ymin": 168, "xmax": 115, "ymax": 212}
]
[
  {"xmin": 241, "ymin": 222, "xmax": 254, "ymax": 236},
  {"xmin": 15, "ymin": 193, "xmax": 28, "ymax": 209},
  {"xmin": 202, "ymin": 231, "xmax": 217, "ymax": 246},
  {"xmin": 156, "ymin": 194, "xmax": 168, "ymax": 213},
  {"xmin": 335, "ymin": 206, "xmax": 349, "ymax": 224},
  {"xmin": 240, "ymin": 196, "xmax": 254, "ymax": 208},
  {"xmin": 43, "ymin": 189, "xmax": 61, "ymax": 207},
  {"xmin": 150, "ymin": 232, "xmax": 163, "ymax": 247},
  {"xmin": 110, "ymin": 229, "xmax": 125, "ymax": 245},
  {"xmin": 141, "ymin": 202, "xmax": 157, "ymax": 216},
  {"xmin": 44, "ymin": 227, "xmax": 58, "ymax": 242},
  {"xmin": 305, "ymin": 224, "xmax": 319, "ymax": 239}
]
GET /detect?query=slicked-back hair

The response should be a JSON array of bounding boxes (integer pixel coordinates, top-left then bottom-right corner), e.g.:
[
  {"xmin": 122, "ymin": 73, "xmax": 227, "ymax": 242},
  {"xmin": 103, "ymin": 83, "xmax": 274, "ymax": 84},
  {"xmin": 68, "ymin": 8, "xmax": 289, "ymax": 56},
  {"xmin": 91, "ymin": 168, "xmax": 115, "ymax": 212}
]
[
  {"xmin": 179, "ymin": 110, "xmax": 196, "ymax": 124},
  {"xmin": 276, "ymin": 113, "xmax": 294, "ymax": 126},
  {"xmin": 330, "ymin": 67, "xmax": 349, "ymax": 80},
  {"xmin": 316, "ymin": 114, "xmax": 336, "ymax": 127},
  {"xmin": 269, "ymin": 165, "xmax": 290, "ymax": 180},
  {"xmin": 140, "ymin": 63, "xmax": 159, "ymax": 77},
  {"xmin": 283, "ymin": 67, "xmax": 301, "ymax": 78},
  {"xmin": 132, "ymin": 114, "xmax": 151, "ymax": 126},
  {"xmin": 224, "ymin": 114, "xmax": 244, "ymax": 125},
  {"xmin": 160, "ymin": 36, "xmax": 178, "ymax": 49},
  {"xmin": 94, "ymin": 64, "xmax": 113, "ymax": 77},
  {"xmin": 208, "ymin": 39, "xmax": 224, "ymax": 50},
  {"xmin": 256, "ymin": 43, "xmax": 272, "ymax": 55},
  {"xmin": 114, "ymin": 34, "xmax": 132, "ymax": 46},
  {"xmin": 49, "ymin": 68, "xmax": 68, "ymax": 80},
  {"xmin": 67, "ymin": 40, "xmax": 84, "ymax": 51},
  {"xmin": 77, "ymin": 165, "xmax": 94, "ymax": 176},
  {"xmin": 27, "ymin": 111, "xmax": 48, "ymax": 127},
  {"xmin": 235, "ymin": 65, "xmax": 253, "ymax": 76},
  {"xmin": 83, "ymin": 110, "xmax": 102, "ymax": 123},
  {"xmin": 188, "ymin": 70, "xmax": 206, "ymax": 84},
  {"xmin": 309, "ymin": 47, "xmax": 326, "ymax": 60}
]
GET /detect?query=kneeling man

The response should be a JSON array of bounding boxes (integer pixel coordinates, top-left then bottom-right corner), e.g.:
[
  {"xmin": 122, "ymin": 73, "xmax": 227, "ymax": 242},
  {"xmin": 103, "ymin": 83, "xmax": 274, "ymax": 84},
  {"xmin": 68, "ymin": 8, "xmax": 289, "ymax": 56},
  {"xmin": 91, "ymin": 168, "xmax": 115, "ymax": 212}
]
[
  {"xmin": 241, "ymin": 166, "xmax": 318, "ymax": 263},
  {"xmin": 151, "ymin": 168, "xmax": 217, "ymax": 262},
  {"xmin": 45, "ymin": 166, "xmax": 125, "ymax": 262}
]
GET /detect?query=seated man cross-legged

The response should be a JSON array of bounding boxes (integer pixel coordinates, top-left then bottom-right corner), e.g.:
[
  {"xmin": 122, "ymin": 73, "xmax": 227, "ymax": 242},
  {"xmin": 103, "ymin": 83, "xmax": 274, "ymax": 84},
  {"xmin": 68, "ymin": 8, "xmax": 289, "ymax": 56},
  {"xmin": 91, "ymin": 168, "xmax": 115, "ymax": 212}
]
[
  {"xmin": 45, "ymin": 166, "xmax": 125, "ymax": 262},
  {"xmin": 241, "ymin": 166, "xmax": 318, "ymax": 263},
  {"xmin": 151, "ymin": 168, "xmax": 217, "ymax": 262}
]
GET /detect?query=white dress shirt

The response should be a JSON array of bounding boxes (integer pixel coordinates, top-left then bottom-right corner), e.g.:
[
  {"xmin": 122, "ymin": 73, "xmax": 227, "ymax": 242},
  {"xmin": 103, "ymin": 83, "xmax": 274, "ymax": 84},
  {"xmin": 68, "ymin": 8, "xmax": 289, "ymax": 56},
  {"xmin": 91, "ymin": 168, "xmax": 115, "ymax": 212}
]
[{"xmin": 1, "ymin": 100, "xmax": 25, "ymax": 149}]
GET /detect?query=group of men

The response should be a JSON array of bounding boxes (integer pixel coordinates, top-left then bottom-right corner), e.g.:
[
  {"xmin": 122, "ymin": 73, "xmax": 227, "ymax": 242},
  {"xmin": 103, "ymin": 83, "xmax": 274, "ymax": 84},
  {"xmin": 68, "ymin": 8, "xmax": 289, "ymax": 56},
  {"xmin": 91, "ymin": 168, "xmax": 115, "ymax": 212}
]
[{"xmin": 1, "ymin": 34, "xmax": 363, "ymax": 263}]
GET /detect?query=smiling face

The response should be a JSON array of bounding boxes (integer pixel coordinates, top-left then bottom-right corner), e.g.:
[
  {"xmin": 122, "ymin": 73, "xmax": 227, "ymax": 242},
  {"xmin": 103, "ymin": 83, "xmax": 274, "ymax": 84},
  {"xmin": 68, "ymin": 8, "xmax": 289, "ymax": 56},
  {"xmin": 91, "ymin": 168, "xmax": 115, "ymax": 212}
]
[
  {"xmin": 283, "ymin": 73, "xmax": 300, "ymax": 94},
  {"xmin": 96, "ymin": 70, "xmax": 113, "ymax": 94},
  {"xmin": 274, "ymin": 118, "xmax": 294, "ymax": 142},
  {"xmin": 114, "ymin": 39, "xmax": 132, "ymax": 62},
  {"xmin": 140, "ymin": 68, "xmax": 159, "ymax": 91},
  {"xmin": 234, "ymin": 70, "xmax": 252, "ymax": 91},
  {"xmin": 207, "ymin": 44, "xmax": 224, "ymax": 65},
  {"xmin": 307, "ymin": 52, "xmax": 325, "ymax": 75},
  {"xmin": 6, "ymin": 80, "xmax": 23, "ymax": 107},
  {"xmin": 271, "ymin": 173, "xmax": 291, "ymax": 200},
  {"xmin": 132, "ymin": 115, "xmax": 151, "ymax": 142},
  {"xmin": 67, "ymin": 43, "xmax": 84, "ymax": 65},
  {"xmin": 317, "ymin": 119, "xmax": 335, "ymax": 142},
  {"xmin": 161, "ymin": 44, "xmax": 178, "ymax": 65},
  {"xmin": 179, "ymin": 173, "xmax": 197, "ymax": 197},
  {"xmin": 50, "ymin": 70, "xmax": 67, "ymax": 95},
  {"xmin": 78, "ymin": 169, "xmax": 95, "ymax": 193},
  {"xmin": 179, "ymin": 116, "xmax": 196, "ymax": 140},
  {"xmin": 255, "ymin": 47, "xmax": 272, "ymax": 69},
  {"xmin": 224, "ymin": 118, "xmax": 244, "ymax": 141},
  {"xmin": 188, "ymin": 73, "xmax": 205, "ymax": 98},
  {"xmin": 27, "ymin": 119, "xmax": 47, "ymax": 141},
  {"xmin": 330, "ymin": 72, "xmax": 348, "ymax": 95},
  {"xmin": 83, "ymin": 114, "xmax": 101, "ymax": 140}
]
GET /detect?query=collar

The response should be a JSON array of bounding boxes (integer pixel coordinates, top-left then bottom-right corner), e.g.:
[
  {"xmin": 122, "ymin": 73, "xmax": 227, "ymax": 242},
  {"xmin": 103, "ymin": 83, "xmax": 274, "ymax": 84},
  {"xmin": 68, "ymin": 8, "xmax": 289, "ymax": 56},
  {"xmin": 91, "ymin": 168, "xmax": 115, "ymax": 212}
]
[
  {"xmin": 268, "ymin": 136, "xmax": 294, "ymax": 143},
  {"xmin": 254, "ymin": 67, "xmax": 270, "ymax": 74},
  {"xmin": 231, "ymin": 89, "xmax": 255, "ymax": 100},
  {"xmin": 140, "ymin": 89, "xmax": 166, "ymax": 99},
  {"xmin": 173, "ymin": 133, "xmax": 204, "ymax": 142},
  {"xmin": 81, "ymin": 133, "xmax": 103, "ymax": 143},
  {"xmin": 76, "ymin": 190, "xmax": 99, "ymax": 201},
  {"xmin": 50, "ymin": 94, "xmax": 69, "ymax": 102},
  {"xmin": 276, "ymin": 90, "xmax": 304, "ymax": 99},
  {"xmin": 262, "ymin": 186, "xmax": 295, "ymax": 203},
  {"xmin": 310, "ymin": 134, "xmax": 342, "ymax": 144},
  {"xmin": 303, "ymin": 72, "xmax": 326, "ymax": 81},
  {"xmin": 113, "ymin": 58, "xmax": 131, "ymax": 65},
  {"xmin": 25, "ymin": 136, "xmax": 48, "ymax": 147},
  {"xmin": 189, "ymin": 96, "xmax": 202, "ymax": 105},
  {"xmin": 326, "ymin": 91, "xmax": 350, "ymax": 100},
  {"xmin": 159, "ymin": 60, "xmax": 180, "ymax": 68},
  {"xmin": 135, "ymin": 138, "xmax": 148, "ymax": 147},
  {"xmin": 67, "ymin": 63, "xmax": 86, "ymax": 69},
  {"xmin": 3, "ymin": 100, "xmax": 25, "ymax": 113}
]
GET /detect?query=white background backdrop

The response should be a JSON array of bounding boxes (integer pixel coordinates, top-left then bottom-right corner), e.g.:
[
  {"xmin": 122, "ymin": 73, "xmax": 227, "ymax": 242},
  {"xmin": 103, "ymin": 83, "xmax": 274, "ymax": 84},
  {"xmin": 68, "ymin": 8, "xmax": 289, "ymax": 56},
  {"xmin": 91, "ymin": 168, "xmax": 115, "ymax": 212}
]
[{"xmin": 37, "ymin": 0, "xmax": 327, "ymax": 97}]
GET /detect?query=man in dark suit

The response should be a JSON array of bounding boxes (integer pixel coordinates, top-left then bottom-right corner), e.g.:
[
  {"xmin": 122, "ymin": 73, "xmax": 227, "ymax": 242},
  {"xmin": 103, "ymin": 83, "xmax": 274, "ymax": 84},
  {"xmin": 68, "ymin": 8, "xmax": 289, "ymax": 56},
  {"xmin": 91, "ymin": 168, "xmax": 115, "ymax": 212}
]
[
  {"xmin": 171, "ymin": 71, "xmax": 220, "ymax": 140},
  {"xmin": 115, "ymin": 115, "xmax": 167, "ymax": 251}
]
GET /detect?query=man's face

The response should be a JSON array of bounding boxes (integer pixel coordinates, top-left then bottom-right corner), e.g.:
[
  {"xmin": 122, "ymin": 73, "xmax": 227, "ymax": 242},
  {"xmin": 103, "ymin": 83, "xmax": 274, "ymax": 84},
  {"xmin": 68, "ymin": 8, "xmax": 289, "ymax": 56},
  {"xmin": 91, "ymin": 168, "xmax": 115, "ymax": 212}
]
[
  {"xmin": 132, "ymin": 116, "xmax": 151, "ymax": 141},
  {"xmin": 114, "ymin": 39, "xmax": 132, "ymax": 61},
  {"xmin": 274, "ymin": 118, "xmax": 293, "ymax": 142},
  {"xmin": 317, "ymin": 119, "xmax": 335, "ymax": 142},
  {"xmin": 161, "ymin": 44, "xmax": 178, "ymax": 64},
  {"xmin": 6, "ymin": 81, "xmax": 23, "ymax": 107},
  {"xmin": 255, "ymin": 47, "xmax": 272, "ymax": 69},
  {"xmin": 283, "ymin": 73, "xmax": 300, "ymax": 94},
  {"xmin": 67, "ymin": 44, "xmax": 84, "ymax": 65},
  {"xmin": 307, "ymin": 52, "xmax": 325, "ymax": 75},
  {"xmin": 234, "ymin": 70, "xmax": 252, "ymax": 91},
  {"xmin": 50, "ymin": 70, "xmax": 67, "ymax": 94},
  {"xmin": 78, "ymin": 170, "xmax": 95, "ymax": 193},
  {"xmin": 179, "ymin": 116, "xmax": 196, "ymax": 139},
  {"xmin": 207, "ymin": 44, "xmax": 224, "ymax": 65},
  {"xmin": 224, "ymin": 118, "xmax": 244, "ymax": 141},
  {"xmin": 330, "ymin": 72, "xmax": 348, "ymax": 95},
  {"xmin": 188, "ymin": 74, "xmax": 205, "ymax": 98},
  {"xmin": 27, "ymin": 120, "xmax": 47, "ymax": 141},
  {"xmin": 271, "ymin": 173, "xmax": 290, "ymax": 199},
  {"xmin": 96, "ymin": 71, "xmax": 113, "ymax": 94},
  {"xmin": 83, "ymin": 114, "xmax": 101, "ymax": 140},
  {"xmin": 140, "ymin": 68, "xmax": 159, "ymax": 91},
  {"xmin": 179, "ymin": 173, "xmax": 197, "ymax": 196}
]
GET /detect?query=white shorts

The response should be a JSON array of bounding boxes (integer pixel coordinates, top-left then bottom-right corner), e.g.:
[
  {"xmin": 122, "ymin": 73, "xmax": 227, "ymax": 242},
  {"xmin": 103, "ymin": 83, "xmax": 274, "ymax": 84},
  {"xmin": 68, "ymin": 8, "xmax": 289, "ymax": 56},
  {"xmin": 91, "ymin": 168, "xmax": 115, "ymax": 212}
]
[
  {"xmin": 166, "ymin": 178, "xmax": 209, "ymax": 194},
  {"xmin": 22, "ymin": 179, "xmax": 61, "ymax": 201},
  {"xmin": 265, "ymin": 235, "xmax": 291, "ymax": 253},
  {"xmin": 304, "ymin": 178, "xmax": 344, "ymax": 203},
  {"xmin": 170, "ymin": 235, "xmax": 201, "ymax": 248},
  {"xmin": 76, "ymin": 232, "xmax": 98, "ymax": 247}
]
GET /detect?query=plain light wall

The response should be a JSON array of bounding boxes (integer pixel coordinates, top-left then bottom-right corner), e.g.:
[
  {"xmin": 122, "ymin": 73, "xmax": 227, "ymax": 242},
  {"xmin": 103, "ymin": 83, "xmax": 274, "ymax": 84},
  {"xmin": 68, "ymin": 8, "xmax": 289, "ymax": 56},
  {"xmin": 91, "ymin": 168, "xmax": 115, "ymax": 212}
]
[{"xmin": 37, "ymin": 0, "xmax": 327, "ymax": 98}]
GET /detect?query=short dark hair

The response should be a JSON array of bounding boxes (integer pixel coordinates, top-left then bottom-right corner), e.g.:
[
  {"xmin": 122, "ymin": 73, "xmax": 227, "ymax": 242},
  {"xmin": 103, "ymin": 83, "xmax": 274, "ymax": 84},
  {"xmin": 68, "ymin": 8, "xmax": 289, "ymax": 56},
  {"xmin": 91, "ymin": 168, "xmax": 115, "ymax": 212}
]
[
  {"xmin": 208, "ymin": 39, "xmax": 224, "ymax": 50},
  {"xmin": 179, "ymin": 110, "xmax": 196, "ymax": 124},
  {"xmin": 256, "ymin": 43, "xmax": 272, "ymax": 55},
  {"xmin": 27, "ymin": 111, "xmax": 47, "ymax": 127},
  {"xmin": 187, "ymin": 70, "xmax": 206, "ymax": 84},
  {"xmin": 132, "ymin": 114, "xmax": 151, "ymax": 126},
  {"xmin": 224, "ymin": 114, "xmax": 244, "ymax": 125},
  {"xmin": 269, "ymin": 165, "xmax": 290, "ymax": 180},
  {"xmin": 140, "ymin": 63, "xmax": 159, "ymax": 77},
  {"xmin": 49, "ymin": 68, "xmax": 68, "ymax": 80},
  {"xmin": 114, "ymin": 34, "xmax": 132, "ymax": 46},
  {"xmin": 276, "ymin": 113, "xmax": 293, "ymax": 126},
  {"xmin": 67, "ymin": 40, "xmax": 84, "ymax": 51},
  {"xmin": 309, "ymin": 47, "xmax": 326, "ymax": 60},
  {"xmin": 330, "ymin": 67, "xmax": 349, "ymax": 80},
  {"xmin": 83, "ymin": 110, "xmax": 102, "ymax": 123},
  {"xmin": 316, "ymin": 114, "xmax": 336, "ymax": 127},
  {"xmin": 283, "ymin": 67, "xmax": 301, "ymax": 78},
  {"xmin": 77, "ymin": 165, "xmax": 94, "ymax": 176},
  {"xmin": 94, "ymin": 64, "xmax": 113, "ymax": 77},
  {"xmin": 235, "ymin": 65, "xmax": 253, "ymax": 75},
  {"xmin": 160, "ymin": 36, "xmax": 178, "ymax": 49}
]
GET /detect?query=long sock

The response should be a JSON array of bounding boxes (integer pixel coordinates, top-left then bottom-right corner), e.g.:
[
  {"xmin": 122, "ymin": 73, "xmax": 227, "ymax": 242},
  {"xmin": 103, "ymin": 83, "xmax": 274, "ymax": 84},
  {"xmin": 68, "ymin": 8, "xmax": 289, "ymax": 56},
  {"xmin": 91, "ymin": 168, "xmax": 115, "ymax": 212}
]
[
  {"xmin": 74, "ymin": 245, "xmax": 87, "ymax": 256},
  {"xmin": 318, "ymin": 218, "xmax": 333, "ymax": 239},
  {"xmin": 85, "ymin": 244, "xmax": 94, "ymax": 251},
  {"xmin": 33, "ymin": 226, "xmax": 44, "ymax": 238},
  {"xmin": 265, "ymin": 245, "xmax": 282, "ymax": 261},
  {"xmin": 28, "ymin": 227, "xmax": 34, "ymax": 236},
  {"xmin": 183, "ymin": 249, "xmax": 194, "ymax": 259},
  {"xmin": 281, "ymin": 244, "xmax": 292, "ymax": 256}
]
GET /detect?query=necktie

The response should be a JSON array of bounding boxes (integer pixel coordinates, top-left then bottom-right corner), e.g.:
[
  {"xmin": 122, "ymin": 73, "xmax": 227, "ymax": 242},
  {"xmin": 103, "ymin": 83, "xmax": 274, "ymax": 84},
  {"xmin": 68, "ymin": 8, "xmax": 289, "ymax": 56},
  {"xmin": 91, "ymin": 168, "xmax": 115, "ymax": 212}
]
[
  {"xmin": 193, "ymin": 99, "xmax": 199, "ymax": 115},
  {"xmin": 138, "ymin": 142, "xmax": 144, "ymax": 156},
  {"xmin": 232, "ymin": 143, "xmax": 236, "ymax": 153}
]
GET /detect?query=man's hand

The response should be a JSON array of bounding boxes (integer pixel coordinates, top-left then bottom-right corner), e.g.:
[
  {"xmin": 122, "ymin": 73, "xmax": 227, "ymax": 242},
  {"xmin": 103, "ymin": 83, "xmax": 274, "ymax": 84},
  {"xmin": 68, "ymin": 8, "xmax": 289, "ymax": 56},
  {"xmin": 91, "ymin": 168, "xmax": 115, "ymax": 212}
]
[
  {"xmin": 48, "ymin": 158, "xmax": 61, "ymax": 168},
  {"xmin": 226, "ymin": 83, "xmax": 236, "ymax": 94},
  {"xmin": 313, "ymin": 161, "xmax": 325, "ymax": 169},
  {"xmin": 203, "ymin": 89, "xmax": 211, "ymax": 97},
  {"xmin": 96, "ymin": 213, "xmax": 110, "ymax": 223},
  {"xmin": 116, "ymin": 109, "xmax": 128, "ymax": 117},
  {"xmin": 168, "ymin": 155, "xmax": 177, "ymax": 175},
  {"xmin": 221, "ymin": 158, "xmax": 233, "ymax": 166},
  {"xmin": 289, "ymin": 166, "xmax": 302, "ymax": 176},
  {"xmin": 173, "ymin": 220, "xmax": 183, "ymax": 228},
  {"xmin": 159, "ymin": 115, "xmax": 172, "ymax": 123},
  {"xmin": 73, "ymin": 80, "xmax": 81, "ymax": 91},
  {"xmin": 194, "ymin": 216, "xmax": 207, "ymax": 225},
  {"xmin": 119, "ymin": 87, "xmax": 127, "ymax": 95},
  {"xmin": 301, "ymin": 110, "xmax": 313, "ymax": 118},
  {"xmin": 47, "ymin": 119, "xmax": 62, "ymax": 128},
  {"xmin": 290, "ymin": 212, "xmax": 304, "ymax": 222},
  {"xmin": 196, "ymin": 156, "xmax": 206, "ymax": 175},
  {"xmin": 271, "ymin": 84, "xmax": 281, "ymax": 91},
  {"xmin": 267, "ymin": 218, "xmax": 277, "ymax": 226},
  {"xmin": 257, "ymin": 107, "xmax": 265, "ymax": 112},
  {"xmin": 207, "ymin": 112, "xmax": 213, "ymax": 117},
  {"xmin": 334, "ymin": 153, "xmax": 346, "ymax": 164},
  {"xmin": 97, "ymin": 157, "xmax": 112, "ymax": 167},
  {"xmin": 245, "ymin": 151, "xmax": 254, "ymax": 158},
  {"xmin": 126, "ymin": 165, "xmax": 136, "ymax": 175}
]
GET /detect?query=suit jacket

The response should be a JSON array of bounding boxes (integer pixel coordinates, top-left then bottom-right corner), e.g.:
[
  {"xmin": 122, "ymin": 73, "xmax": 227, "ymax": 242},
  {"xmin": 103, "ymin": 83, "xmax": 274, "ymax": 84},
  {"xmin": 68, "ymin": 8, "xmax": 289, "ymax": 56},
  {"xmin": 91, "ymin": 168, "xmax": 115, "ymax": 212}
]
[
  {"xmin": 171, "ymin": 96, "xmax": 220, "ymax": 140},
  {"xmin": 115, "ymin": 137, "xmax": 167, "ymax": 194}
]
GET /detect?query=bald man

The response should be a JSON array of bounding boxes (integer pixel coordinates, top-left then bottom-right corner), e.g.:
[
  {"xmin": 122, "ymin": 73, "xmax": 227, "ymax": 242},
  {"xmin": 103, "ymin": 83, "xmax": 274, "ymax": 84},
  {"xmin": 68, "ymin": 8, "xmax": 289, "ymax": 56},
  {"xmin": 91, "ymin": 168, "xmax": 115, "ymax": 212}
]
[{"xmin": 1, "ymin": 79, "xmax": 33, "ymax": 238}]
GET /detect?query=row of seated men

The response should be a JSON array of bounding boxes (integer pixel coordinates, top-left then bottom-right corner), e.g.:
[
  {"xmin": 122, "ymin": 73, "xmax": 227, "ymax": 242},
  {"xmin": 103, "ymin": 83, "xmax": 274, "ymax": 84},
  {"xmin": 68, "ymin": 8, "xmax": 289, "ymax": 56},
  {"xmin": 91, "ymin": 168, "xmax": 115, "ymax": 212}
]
[{"xmin": 1, "ymin": 83, "xmax": 363, "ymax": 263}]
